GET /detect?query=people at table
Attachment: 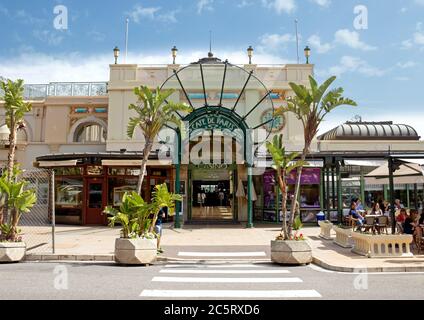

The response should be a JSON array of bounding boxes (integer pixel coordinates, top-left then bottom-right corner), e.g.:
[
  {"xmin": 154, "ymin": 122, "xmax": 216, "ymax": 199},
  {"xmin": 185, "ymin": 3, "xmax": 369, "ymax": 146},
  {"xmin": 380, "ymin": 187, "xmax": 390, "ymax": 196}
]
[
  {"xmin": 370, "ymin": 202, "xmax": 383, "ymax": 216},
  {"xmin": 349, "ymin": 202, "xmax": 364, "ymax": 226}
]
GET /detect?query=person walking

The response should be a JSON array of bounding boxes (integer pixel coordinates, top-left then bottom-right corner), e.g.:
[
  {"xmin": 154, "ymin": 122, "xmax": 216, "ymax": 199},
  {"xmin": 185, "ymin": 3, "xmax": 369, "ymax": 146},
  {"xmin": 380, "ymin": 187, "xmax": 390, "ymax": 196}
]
[{"xmin": 155, "ymin": 207, "xmax": 166, "ymax": 253}]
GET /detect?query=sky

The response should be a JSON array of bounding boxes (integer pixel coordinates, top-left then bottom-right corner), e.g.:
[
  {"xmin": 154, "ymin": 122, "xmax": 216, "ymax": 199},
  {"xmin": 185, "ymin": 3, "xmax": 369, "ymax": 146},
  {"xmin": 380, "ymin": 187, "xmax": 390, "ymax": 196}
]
[{"xmin": 0, "ymin": 0, "xmax": 423, "ymax": 135}]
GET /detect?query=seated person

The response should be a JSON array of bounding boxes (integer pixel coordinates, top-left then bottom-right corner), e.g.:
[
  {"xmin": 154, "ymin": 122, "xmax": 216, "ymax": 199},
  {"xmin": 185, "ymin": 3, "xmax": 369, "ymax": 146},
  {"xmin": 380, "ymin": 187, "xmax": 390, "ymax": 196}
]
[
  {"xmin": 349, "ymin": 202, "xmax": 364, "ymax": 226},
  {"xmin": 396, "ymin": 208, "xmax": 407, "ymax": 224},
  {"xmin": 370, "ymin": 202, "xmax": 383, "ymax": 216},
  {"xmin": 403, "ymin": 209, "xmax": 418, "ymax": 235}
]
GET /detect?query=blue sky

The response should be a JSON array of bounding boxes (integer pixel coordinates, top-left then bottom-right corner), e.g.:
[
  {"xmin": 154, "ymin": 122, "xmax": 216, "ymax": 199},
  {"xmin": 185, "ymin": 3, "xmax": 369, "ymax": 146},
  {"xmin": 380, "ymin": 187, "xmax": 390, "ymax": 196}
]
[{"xmin": 0, "ymin": 0, "xmax": 423, "ymax": 134}]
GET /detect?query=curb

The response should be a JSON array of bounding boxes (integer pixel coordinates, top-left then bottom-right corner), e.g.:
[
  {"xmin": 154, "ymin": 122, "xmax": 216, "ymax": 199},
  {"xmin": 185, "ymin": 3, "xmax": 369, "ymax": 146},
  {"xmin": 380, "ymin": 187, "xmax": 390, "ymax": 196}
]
[
  {"xmin": 24, "ymin": 253, "xmax": 271, "ymax": 264},
  {"xmin": 312, "ymin": 256, "xmax": 424, "ymax": 273}
]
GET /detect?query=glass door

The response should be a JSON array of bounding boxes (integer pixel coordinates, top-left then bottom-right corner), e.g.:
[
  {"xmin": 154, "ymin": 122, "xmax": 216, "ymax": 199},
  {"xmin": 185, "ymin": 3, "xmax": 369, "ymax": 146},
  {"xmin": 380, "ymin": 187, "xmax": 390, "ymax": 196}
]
[{"xmin": 85, "ymin": 179, "xmax": 105, "ymax": 225}]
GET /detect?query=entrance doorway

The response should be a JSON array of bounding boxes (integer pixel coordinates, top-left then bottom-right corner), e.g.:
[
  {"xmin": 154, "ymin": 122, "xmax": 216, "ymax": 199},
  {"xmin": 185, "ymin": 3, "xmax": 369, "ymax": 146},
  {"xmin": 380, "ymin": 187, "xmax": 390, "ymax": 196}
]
[
  {"xmin": 189, "ymin": 166, "xmax": 236, "ymax": 221},
  {"xmin": 85, "ymin": 179, "xmax": 106, "ymax": 225}
]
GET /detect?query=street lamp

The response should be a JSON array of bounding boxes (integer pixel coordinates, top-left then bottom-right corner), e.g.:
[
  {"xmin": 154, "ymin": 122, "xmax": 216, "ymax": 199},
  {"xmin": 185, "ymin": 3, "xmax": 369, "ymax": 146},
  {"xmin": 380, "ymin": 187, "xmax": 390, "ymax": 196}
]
[
  {"xmin": 247, "ymin": 46, "xmax": 254, "ymax": 64},
  {"xmin": 113, "ymin": 46, "xmax": 120, "ymax": 64},
  {"xmin": 171, "ymin": 46, "xmax": 178, "ymax": 64},
  {"xmin": 304, "ymin": 46, "xmax": 311, "ymax": 64}
]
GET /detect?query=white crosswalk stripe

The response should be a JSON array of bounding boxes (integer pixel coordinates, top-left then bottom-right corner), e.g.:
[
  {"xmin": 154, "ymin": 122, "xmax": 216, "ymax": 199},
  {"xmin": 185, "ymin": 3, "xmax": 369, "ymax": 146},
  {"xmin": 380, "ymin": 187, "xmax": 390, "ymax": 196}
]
[
  {"xmin": 140, "ymin": 251, "xmax": 322, "ymax": 299},
  {"xmin": 178, "ymin": 251, "xmax": 267, "ymax": 257},
  {"xmin": 152, "ymin": 276, "xmax": 303, "ymax": 283}
]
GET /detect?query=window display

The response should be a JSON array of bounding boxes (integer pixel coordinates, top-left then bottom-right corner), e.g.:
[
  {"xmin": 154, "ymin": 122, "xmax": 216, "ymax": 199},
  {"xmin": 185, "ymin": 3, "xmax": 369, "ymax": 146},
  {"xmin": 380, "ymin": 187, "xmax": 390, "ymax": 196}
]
[
  {"xmin": 108, "ymin": 177, "xmax": 138, "ymax": 206},
  {"xmin": 55, "ymin": 177, "xmax": 83, "ymax": 218}
]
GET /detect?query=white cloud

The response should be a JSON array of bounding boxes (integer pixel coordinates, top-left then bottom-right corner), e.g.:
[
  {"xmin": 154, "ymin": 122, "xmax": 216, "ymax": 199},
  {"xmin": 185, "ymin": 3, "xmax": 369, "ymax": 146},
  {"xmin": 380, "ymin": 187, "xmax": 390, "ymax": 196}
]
[
  {"xmin": 311, "ymin": 0, "xmax": 331, "ymax": 7},
  {"xmin": 33, "ymin": 30, "xmax": 64, "ymax": 46},
  {"xmin": 415, "ymin": 0, "xmax": 424, "ymax": 6},
  {"xmin": 237, "ymin": 0, "xmax": 253, "ymax": 8},
  {"xmin": 259, "ymin": 33, "xmax": 296, "ymax": 51},
  {"xmin": 400, "ymin": 7, "xmax": 408, "ymax": 13},
  {"xmin": 197, "ymin": 0, "xmax": 214, "ymax": 14},
  {"xmin": 334, "ymin": 29, "xmax": 377, "ymax": 51},
  {"xmin": 307, "ymin": 35, "xmax": 333, "ymax": 54},
  {"xmin": 0, "ymin": 49, "xmax": 292, "ymax": 84},
  {"xmin": 394, "ymin": 76, "xmax": 410, "ymax": 81},
  {"xmin": 396, "ymin": 61, "xmax": 417, "ymax": 69},
  {"xmin": 126, "ymin": 5, "xmax": 178, "ymax": 23},
  {"xmin": 262, "ymin": 0, "xmax": 296, "ymax": 14},
  {"xmin": 319, "ymin": 56, "xmax": 385, "ymax": 78},
  {"xmin": 401, "ymin": 21, "xmax": 424, "ymax": 49}
]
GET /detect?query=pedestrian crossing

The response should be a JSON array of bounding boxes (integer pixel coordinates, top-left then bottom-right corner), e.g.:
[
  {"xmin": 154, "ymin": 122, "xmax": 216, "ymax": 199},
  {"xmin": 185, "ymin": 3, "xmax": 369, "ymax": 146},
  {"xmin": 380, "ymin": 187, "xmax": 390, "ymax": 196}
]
[{"xmin": 140, "ymin": 251, "xmax": 322, "ymax": 299}]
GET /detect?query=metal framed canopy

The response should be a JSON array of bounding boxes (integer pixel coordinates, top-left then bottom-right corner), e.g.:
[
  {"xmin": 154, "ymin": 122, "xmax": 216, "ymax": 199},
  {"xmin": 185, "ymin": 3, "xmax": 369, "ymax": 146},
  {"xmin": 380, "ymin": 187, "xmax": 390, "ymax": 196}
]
[{"xmin": 158, "ymin": 56, "xmax": 278, "ymax": 228}]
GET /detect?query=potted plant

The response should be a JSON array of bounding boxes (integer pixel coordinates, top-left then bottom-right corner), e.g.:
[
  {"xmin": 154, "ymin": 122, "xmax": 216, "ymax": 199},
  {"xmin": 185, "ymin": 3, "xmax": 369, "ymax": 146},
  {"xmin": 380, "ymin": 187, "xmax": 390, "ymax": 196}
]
[
  {"xmin": 105, "ymin": 183, "xmax": 181, "ymax": 265},
  {"xmin": 267, "ymin": 135, "xmax": 312, "ymax": 265},
  {"xmin": 0, "ymin": 166, "xmax": 37, "ymax": 263}
]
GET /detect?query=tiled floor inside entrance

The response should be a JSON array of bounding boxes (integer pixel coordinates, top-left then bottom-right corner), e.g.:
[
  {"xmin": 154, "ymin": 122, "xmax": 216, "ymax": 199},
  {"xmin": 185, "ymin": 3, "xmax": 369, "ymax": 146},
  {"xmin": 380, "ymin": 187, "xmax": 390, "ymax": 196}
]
[{"xmin": 191, "ymin": 206, "xmax": 233, "ymax": 220}]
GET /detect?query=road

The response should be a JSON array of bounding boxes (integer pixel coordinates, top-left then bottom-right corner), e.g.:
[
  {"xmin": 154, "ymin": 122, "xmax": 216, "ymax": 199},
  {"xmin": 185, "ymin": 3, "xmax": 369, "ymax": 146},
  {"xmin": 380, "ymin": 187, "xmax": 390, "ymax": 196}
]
[{"xmin": 1, "ymin": 248, "xmax": 424, "ymax": 300}]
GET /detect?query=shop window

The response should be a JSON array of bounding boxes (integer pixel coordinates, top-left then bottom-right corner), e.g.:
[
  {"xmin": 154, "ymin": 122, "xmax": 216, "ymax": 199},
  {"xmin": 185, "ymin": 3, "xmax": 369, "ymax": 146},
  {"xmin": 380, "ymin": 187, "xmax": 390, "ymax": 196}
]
[
  {"xmin": 108, "ymin": 177, "xmax": 139, "ymax": 206},
  {"xmin": 55, "ymin": 177, "xmax": 83, "ymax": 218},
  {"xmin": 75, "ymin": 123, "xmax": 106, "ymax": 143}
]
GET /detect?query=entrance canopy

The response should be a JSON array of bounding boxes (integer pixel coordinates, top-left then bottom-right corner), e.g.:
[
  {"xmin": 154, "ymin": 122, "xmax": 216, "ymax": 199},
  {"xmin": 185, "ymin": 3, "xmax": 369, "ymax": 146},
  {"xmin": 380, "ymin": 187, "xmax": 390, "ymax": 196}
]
[{"xmin": 160, "ymin": 55, "xmax": 280, "ymax": 164}]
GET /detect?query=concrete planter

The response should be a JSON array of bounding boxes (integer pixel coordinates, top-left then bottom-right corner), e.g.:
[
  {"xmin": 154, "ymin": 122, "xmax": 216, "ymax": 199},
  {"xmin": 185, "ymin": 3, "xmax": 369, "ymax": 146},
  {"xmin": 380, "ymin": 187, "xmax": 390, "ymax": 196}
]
[
  {"xmin": 318, "ymin": 221, "xmax": 333, "ymax": 240},
  {"xmin": 271, "ymin": 240, "xmax": 312, "ymax": 265},
  {"xmin": 333, "ymin": 226, "xmax": 353, "ymax": 248},
  {"xmin": 114, "ymin": 238, "xmax": 157, "ymax": 265},
  {"xmin": 0, "ymin": 242, "xmax": 26, "ymax": 263}
]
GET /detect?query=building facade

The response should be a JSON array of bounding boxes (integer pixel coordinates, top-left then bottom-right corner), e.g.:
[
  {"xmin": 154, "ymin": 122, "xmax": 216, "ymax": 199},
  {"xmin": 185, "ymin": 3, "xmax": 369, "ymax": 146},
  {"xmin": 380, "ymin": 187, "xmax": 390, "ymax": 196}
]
[{"xmin": 1, "ymin": 54, "xmax": 424, "ymax": 226}]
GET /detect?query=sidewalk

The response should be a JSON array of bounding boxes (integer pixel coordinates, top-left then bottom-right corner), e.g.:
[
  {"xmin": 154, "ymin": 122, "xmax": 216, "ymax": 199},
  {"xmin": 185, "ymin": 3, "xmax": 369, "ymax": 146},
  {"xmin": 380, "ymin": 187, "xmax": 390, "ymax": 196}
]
[{"xmin": 23, "ymin": 224, "xmax": 424, "ymax": 272}]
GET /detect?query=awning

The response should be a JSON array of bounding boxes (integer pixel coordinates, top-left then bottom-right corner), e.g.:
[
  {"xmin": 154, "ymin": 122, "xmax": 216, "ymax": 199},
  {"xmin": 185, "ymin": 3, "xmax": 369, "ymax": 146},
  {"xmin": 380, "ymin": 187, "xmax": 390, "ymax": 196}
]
[
  {"xmin": 38, "ymin": 160, "xmax": 78, "ymax": 167},
  {"xmin": 366, "ymin": 162, "xmax": 423, "ymax": 178},
  {"xmin": 365, "ymin": 161, "xmax": 424, "ymax": 185},
  {"xmin": 365, "ymin": 176, "xmax": 424, "ymax": 185},
  {"xmin": 259, "ymin": 160, "xmax": 324, "ymax": 168},
  {"xmin": 344, "ymin": 160, "xmax": 387, "ymax": 167},
  {"xmin": 101, "ymin": 159, "xmax": 173, "ymax": 166}
]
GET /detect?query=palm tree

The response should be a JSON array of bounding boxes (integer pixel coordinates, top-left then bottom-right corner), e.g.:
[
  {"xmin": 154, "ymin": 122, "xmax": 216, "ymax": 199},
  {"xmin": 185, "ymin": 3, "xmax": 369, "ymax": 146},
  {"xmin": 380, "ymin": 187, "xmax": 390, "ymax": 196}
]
[
  {"xmin": 127, "ymin": 86, "xmax": 192, "ymax": 195},
  {"xmin": 0, "ymin": 79, "xmax": 31, "ymax": 224},
  {"xmin": 0, "ymin": 79, "xmax": 32, "ymax": 181},
  {"xmin": 266, "ymin": 134, "xmax": 307, "ymax": 240},
  {"xmin": 278, "ymin": 75, "xmax": 357, "ymax": 236}
]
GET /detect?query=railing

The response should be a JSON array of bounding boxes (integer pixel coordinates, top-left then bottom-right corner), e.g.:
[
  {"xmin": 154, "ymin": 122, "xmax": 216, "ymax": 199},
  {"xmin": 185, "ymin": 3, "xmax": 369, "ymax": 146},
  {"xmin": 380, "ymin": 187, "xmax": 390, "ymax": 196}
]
[
  {"xmin": 351, "ymin": 232, "xmax": 413, "ymax": 258},
  {"xmin": 0, "ymin": 82, "xmax": 108, "ymax": 100}
]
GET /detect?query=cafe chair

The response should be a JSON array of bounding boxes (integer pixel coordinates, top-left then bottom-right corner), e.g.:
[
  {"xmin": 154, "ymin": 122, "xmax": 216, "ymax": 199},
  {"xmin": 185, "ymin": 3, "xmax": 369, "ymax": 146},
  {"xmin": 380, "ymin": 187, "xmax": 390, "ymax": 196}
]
[{"xmin": 375, "ymin": 216, "xmax": 389, "ymax": 235}]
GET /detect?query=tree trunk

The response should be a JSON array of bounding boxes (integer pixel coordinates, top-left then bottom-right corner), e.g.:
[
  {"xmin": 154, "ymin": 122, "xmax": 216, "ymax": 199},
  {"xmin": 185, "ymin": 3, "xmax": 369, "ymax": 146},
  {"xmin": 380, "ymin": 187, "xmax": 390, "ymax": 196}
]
[
  {"xmin": 276, "ymin": 170, "xmax": 289, "ymax": 240},
  {"xmin": 288, "ymin": 147, "xmax": 308, "ymax": 237},
  {"xmin": 9, "ymin": 208, "xmax": 19, "ymax": 242},
  {"xmin": 136, "ymin": 140, "xmax": 153, "ymax": 196},
  {"xmin": 3, "ymin": 125, "xmax": 17, "ymax": 226}
]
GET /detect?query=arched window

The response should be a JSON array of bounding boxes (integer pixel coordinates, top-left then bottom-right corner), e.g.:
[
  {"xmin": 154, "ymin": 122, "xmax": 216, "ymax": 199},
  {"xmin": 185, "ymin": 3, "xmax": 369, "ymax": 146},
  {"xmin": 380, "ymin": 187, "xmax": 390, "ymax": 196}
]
[
  {"xmin": 74, "ymin": 123, "xmax": 106, "ymax": 143},
  {"xmin": 0, "ymin": 124, "xmax": 28, "ymax": 143}
]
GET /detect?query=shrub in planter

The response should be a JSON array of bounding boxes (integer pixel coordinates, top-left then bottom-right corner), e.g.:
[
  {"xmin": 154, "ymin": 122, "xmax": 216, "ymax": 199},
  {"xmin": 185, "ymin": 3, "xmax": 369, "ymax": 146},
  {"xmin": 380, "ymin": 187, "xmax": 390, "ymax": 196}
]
[
  {"xmin": 0, "ymin": 166, "xmax": 37, "ymax": 263},
  {"xmin": 105, "ymin": 184, "xmax": 181, "ymax": 265}
]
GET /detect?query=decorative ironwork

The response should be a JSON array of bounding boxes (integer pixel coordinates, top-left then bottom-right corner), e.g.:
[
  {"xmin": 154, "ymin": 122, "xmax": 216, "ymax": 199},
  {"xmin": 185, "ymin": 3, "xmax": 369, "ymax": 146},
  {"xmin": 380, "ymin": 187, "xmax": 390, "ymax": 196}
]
[{"xmin": 8, "ymin": 82, "xmax": 109, "ymax": 99}]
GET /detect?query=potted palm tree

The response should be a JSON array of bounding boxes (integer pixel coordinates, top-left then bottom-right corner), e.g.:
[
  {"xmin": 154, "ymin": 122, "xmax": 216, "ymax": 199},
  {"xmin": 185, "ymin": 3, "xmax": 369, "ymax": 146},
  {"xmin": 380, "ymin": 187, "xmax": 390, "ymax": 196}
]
[
  {"xmin": 277, "ymin": 76, "xmax": 357, "ymax": 237},
  {"xmin": 126, "ymin": 86, "xmax": 192, "ymax": 195},
  {"xmin": 0, "ymin": 79, "xmax": 31, "ymax": 225},
  {"xmin": 105, "ymin": 183, "xmax": 181, "ymax": 265},
  {"xmin": 0, "ymin": 166, "xmax": 37, "ymax": 262},
  {"xmin": 266, "ymin": 135, "xmax": 311, "ymax": 265}
]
